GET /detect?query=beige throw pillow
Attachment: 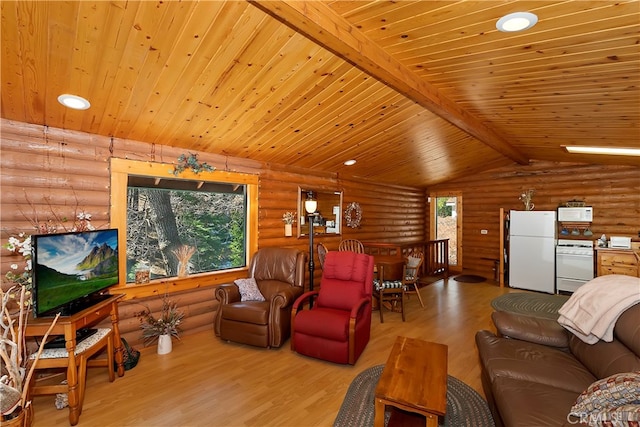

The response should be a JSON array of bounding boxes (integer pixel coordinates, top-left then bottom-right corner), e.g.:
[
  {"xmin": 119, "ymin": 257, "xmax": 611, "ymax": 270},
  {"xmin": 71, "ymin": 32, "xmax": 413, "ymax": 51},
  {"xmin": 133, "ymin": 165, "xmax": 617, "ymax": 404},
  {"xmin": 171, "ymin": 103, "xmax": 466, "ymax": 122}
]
[{"xmin": 234, "ymin": 278, "xmax": 265, "ymax": 302}]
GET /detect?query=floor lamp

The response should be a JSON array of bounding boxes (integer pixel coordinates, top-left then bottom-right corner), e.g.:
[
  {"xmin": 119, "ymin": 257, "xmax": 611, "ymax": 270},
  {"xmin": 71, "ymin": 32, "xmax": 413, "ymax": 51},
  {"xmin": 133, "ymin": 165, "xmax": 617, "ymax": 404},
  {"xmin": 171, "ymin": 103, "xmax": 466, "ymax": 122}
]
[{"xmin": 304, "ymin": 191, "xmax": 318, "ymax": 307}]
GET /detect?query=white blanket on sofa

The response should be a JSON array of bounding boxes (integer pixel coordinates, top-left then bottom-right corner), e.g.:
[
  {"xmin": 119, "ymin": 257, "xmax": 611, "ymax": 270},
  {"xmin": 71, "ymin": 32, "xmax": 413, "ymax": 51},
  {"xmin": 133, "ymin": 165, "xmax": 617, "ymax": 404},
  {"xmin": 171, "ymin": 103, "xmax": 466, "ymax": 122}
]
[{"xmin": 557, "ymin": 274, "xmax": 640, "ymax": 344}]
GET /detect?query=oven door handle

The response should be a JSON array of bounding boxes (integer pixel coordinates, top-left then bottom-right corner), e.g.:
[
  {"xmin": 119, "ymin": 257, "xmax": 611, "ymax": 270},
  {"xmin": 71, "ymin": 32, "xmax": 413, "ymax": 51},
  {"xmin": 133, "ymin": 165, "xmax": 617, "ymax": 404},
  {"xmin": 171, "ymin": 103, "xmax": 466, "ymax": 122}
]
[{"xmin": 556, "ymin": 252, "xmax": 593, "ymax": 258}]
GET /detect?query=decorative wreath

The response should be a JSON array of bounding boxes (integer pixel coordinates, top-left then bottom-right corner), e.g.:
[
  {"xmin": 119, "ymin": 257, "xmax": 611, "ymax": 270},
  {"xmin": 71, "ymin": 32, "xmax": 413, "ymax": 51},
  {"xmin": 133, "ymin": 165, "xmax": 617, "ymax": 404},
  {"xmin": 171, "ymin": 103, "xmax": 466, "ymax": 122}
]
[{"xmin": 344, "ymin": 202, "xmax": 362, "ymax": 228}]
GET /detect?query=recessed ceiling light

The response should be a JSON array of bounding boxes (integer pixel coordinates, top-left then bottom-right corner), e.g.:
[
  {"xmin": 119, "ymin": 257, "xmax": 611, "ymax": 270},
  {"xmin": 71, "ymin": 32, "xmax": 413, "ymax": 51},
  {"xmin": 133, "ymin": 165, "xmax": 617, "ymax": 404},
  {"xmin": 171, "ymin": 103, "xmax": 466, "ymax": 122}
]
[
  {"xmin": 58, "ymin": 94, "xmax": 91, "ymax": 110},
  {"xmin": 344, "ymin": 159, "xmax": 356, "ymax": 166},
  {"xmin": 496, "ymin": 12, "xmax": 538, "ymax": 32},
  {"xmin": 564, "ymin": 146, "xmax": 640, "ymax": 156}
]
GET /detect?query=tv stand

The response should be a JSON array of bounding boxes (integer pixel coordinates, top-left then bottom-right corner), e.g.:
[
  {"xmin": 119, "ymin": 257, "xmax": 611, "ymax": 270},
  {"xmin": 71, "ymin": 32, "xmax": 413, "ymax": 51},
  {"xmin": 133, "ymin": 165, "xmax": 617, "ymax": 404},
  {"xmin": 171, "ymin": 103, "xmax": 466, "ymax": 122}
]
[{"xmin": 26, "ymin": 294, "xmax": 125, "ymax": 426}]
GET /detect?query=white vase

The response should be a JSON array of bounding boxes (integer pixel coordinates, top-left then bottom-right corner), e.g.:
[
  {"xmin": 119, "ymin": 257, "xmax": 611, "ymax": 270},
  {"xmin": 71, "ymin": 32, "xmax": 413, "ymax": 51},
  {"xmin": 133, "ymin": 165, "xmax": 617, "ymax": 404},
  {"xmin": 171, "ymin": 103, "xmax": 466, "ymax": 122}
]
[
  {"xmin": 284, "ymin": 223, "xmax": 293, "ymax": 237},
  {"xmin": 157, "ymin": 334, "xmax": 172, "ymax": 355}
]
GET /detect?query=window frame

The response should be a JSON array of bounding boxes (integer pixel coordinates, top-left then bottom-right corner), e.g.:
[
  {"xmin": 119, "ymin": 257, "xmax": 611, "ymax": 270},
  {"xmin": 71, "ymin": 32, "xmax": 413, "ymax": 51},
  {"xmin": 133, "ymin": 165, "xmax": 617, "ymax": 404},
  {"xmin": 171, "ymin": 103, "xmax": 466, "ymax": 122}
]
[{"xmin": 109, "ymin": 158, "xmax": 259, "ymax": 300}]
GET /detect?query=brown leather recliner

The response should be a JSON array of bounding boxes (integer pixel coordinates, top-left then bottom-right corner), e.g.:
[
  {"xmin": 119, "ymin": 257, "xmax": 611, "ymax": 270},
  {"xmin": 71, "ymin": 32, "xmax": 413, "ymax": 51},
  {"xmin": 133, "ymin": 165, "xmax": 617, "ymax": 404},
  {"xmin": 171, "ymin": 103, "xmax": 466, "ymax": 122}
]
[{"xmin": 214, "ymin": 247, "xmax": 306, "ymax": 348}]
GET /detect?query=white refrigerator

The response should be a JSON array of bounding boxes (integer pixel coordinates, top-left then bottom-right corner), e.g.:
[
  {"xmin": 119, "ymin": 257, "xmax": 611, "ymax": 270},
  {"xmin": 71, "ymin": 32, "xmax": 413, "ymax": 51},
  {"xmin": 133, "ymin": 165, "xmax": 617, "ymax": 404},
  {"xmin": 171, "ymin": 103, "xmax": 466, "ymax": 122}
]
[{"xmin": 508, "ymin": 210, "xmax": 556, "ymax": 293}]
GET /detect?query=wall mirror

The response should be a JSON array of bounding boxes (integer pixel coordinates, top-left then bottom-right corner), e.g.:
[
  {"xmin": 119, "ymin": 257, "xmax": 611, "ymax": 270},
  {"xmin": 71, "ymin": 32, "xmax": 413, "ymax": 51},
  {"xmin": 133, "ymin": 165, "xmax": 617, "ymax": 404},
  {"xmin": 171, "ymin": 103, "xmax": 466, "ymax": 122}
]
[{"xmin": 297, "ymin": 186, "xmax": 343, "ymax": 237}]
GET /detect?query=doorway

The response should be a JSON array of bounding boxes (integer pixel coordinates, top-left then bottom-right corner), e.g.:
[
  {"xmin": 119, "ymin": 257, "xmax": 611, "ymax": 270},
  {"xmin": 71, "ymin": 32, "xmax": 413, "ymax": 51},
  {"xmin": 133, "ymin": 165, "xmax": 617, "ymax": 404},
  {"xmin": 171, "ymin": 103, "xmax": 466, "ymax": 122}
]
[{"xmin": 430, "ymin": 192, "xmax": 462, "ymax": 273}]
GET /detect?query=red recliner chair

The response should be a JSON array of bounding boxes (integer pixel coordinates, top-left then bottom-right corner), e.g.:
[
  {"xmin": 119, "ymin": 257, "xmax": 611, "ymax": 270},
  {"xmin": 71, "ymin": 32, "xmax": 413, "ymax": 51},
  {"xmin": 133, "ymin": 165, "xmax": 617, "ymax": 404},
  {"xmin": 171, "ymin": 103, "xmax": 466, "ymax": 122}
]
[{"xmin": 290, "ymin": 251, "xmax": 375, "ymax": 365}]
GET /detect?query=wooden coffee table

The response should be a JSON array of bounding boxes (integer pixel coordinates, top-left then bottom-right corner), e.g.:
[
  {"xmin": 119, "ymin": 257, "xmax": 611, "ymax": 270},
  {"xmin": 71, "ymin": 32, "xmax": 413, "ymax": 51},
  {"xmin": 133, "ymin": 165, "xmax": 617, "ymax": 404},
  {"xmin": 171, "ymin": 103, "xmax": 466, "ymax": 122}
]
[{"xmin": 374, "ymin": 336, "xmax": 448, "ymax": 427}]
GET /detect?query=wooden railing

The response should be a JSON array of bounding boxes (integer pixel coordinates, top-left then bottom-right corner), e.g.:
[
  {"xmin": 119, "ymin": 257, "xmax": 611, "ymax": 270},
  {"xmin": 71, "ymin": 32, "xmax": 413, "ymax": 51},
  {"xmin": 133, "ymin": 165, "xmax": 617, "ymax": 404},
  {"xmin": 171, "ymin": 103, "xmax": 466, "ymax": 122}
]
[
  {"xmin": 424, "ymin": 239, "xmax": 449, "ymax": 278},
  {"xmin": 363, "ymin": 240, "xmax": 449, "ymax": 278},
  {"xmin": 363, "ymin": 242, "xmax": 402, "ymax": 258}
]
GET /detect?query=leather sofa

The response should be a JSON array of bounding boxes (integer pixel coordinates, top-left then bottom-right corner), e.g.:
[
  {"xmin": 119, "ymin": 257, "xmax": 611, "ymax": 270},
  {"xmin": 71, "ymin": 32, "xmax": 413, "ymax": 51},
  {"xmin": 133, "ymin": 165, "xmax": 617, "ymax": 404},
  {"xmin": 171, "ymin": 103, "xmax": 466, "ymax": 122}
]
[
  {"xmin": 214, "ymin": 247, "xmax": 306, "ymax": 348},
  {"xmin": 476, "ymin": 302, "xmax": 640, "ymax": 427}
]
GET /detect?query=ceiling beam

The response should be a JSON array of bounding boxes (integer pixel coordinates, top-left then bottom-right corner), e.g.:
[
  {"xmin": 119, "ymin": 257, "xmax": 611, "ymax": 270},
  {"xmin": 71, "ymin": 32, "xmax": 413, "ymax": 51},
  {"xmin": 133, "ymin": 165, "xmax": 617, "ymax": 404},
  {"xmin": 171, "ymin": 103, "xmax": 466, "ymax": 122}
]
[{"xmin": 248, "ymin": 0, "xmax": 529, "ymax": 165}]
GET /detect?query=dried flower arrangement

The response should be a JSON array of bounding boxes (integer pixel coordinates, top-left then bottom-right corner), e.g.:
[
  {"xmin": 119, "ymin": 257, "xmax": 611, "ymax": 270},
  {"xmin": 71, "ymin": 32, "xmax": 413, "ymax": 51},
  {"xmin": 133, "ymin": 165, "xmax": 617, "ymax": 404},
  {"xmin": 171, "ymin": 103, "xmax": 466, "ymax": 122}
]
[
  {"xmin": 172, "ymin": 245, "xmax": 196, "ymax": 278},
  {"xmin": 135, "ymin": 294, "xmax": 185, "ymax": 346},
  {"xmin": 3, "ymin": 211, "xmax": 94, "ymax": 290},
  {"xmin": 282, "ymin": 212, "xmax": 296, "ymax": 225},
  {"xmin": 3, "ymin": 233, "xmax": 32, "ymax": 289},
  {"xmin": 518, "ymin": 189, "xmax": 535, "ymax": 211}
]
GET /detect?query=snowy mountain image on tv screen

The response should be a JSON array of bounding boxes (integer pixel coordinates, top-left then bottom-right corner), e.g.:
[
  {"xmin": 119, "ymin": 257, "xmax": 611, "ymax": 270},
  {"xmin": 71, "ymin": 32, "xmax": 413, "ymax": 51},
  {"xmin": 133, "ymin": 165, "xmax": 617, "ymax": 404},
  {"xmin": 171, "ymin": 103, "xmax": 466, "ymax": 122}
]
[{"xmin": 33, "ymin": 229, "xmax": 119, "ymax": 315}]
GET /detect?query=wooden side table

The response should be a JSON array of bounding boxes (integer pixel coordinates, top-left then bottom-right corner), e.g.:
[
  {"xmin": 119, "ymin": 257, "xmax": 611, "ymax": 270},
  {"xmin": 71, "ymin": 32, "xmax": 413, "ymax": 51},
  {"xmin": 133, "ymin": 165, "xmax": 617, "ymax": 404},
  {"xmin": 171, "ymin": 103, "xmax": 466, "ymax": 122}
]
[
  {"xmin": 375, "ymin": 336, "xmax": 448, "ymax": 426},
  {"xmin": 25, "ymin": 294, "xmax": 125, "ymax": 425}
]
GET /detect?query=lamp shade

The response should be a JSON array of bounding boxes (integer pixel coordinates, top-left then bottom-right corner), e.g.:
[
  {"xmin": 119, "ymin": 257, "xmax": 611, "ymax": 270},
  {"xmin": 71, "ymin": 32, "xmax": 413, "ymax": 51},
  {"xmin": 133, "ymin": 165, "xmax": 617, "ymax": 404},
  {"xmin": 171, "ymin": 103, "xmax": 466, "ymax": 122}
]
[
  {"xmin": 305, "ymin": 191, "xmax": 317, "ymax": 214},
  {"xmin": 305, "ymin": 200, "xmax": 317, "ymax": 214}
]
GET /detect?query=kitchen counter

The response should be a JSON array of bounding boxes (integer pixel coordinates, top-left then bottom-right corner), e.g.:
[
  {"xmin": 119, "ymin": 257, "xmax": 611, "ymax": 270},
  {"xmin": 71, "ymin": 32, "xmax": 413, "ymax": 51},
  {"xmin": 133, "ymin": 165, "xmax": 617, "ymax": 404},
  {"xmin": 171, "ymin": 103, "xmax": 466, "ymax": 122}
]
[{"xmin": 595, "ymin": 246, "xmax": 640, "ymax": 278}]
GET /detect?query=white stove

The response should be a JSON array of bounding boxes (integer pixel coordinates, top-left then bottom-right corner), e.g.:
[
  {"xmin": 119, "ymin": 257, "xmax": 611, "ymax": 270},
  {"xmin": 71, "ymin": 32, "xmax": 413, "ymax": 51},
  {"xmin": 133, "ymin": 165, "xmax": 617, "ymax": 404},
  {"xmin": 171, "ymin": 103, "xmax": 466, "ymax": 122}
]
[
  {"xmin": 556, "ymin": 239, "xmax": 594, "ymax": 255},
  {"xmin": 556, "ymin": 239, "xmax": 594, "ymax": 293}
]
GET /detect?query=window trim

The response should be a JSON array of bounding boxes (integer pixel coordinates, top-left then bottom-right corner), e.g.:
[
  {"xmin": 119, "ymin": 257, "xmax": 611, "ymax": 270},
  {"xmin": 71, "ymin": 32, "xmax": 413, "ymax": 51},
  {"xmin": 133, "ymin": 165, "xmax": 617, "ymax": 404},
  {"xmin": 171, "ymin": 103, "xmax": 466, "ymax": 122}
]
[{"xmin": 109, "ymin": 158, "xmax": 259, "ymax": 300}]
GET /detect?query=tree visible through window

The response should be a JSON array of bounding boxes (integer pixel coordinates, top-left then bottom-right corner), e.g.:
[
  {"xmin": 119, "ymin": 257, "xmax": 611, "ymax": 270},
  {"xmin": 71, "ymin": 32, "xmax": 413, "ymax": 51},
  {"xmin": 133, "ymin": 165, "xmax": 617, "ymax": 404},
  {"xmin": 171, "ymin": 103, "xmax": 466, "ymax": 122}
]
[{"xmin": 126, "ymin": 176, "xmax": 246, "ymax": 283}]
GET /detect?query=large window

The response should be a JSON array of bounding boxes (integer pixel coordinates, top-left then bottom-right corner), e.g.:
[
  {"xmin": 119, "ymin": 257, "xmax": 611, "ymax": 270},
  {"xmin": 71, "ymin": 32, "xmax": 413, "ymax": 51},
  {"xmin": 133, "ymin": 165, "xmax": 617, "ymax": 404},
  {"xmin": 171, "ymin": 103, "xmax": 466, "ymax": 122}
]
[
  {"xmin": 126, "ymin": 176, "xmax": 247, "ymax": 283},
  {"xmin": 110, "ymin": 158, "xmax": 258, "ymax": 297}
]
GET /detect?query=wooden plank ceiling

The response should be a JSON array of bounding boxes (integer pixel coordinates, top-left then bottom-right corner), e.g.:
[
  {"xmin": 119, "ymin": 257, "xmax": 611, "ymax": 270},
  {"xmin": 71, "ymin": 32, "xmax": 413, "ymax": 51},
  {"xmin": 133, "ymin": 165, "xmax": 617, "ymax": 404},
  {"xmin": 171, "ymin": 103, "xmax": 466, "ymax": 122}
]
[{"xmin": 1, "ymin": 1, "xmax": 638, "ymax": 188}]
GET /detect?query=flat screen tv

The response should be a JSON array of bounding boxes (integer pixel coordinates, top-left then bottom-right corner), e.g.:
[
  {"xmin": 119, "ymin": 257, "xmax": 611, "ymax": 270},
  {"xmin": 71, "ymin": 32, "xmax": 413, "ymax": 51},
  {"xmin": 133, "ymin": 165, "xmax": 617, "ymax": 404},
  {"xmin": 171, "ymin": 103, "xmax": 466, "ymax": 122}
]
[{"xmin": 31, "ymin": 228, "xmax": 119, "ymax": 317}]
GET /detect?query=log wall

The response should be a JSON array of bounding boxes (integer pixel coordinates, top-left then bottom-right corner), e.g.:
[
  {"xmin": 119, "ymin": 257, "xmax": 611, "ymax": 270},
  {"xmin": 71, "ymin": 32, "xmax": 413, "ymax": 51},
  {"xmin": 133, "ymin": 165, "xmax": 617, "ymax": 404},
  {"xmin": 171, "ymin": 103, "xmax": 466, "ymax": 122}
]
[
  {"xmin": 0, "ymin": 119, "xmax": 425, "ymax": 347},
  {"xmin": 428, "ymin": 161, "xmax": 640, "ymax": 279}
]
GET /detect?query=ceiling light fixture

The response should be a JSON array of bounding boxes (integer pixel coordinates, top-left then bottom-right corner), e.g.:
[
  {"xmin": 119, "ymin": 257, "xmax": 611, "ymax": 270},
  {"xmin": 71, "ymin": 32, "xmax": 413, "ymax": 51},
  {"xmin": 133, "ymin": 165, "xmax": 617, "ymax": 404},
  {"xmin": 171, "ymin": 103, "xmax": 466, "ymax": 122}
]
[
  {"xmin": 564, "ymin": 146, "xmax": 640, "ymax": 156},
  {"xmin": 344, "ymin": 159, "xmax": 356, "ymax": 166},
  {"xmin": 57, "ymin": 94, "xmax": 91, "ymax": 110},
  {"xmin": 496, "ymin": 12, "xmax": 538, "ymax": 32}
]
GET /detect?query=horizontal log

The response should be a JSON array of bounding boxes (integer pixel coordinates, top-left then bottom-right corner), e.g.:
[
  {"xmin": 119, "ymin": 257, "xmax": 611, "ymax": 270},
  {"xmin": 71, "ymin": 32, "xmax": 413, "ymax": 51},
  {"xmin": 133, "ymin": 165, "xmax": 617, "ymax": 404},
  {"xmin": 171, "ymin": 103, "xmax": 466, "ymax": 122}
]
[
  {"xmin": 179, "ymin": 311, "xmax": 216, "ymax": 333},
  {"xmin": 259, "ymin": 192, "xmax": 425, "ymax": 212},
  {"xmin": 0, "ymin": 217, "xmax": 111, "ymax": 235},
  {"xmin": 0, "ymin": 152, "xmax": 110, "ymax": 177},
  {"xmin": 1, "ymin": 134, "xmax": 111, "ymax": 157},
  {"xmin": 1, "ymin": 186, "xmax": 109, "ymax": 207},
  {"xmin": 1, "ymin": 169, "xmax": 109, "ymax": 192}
]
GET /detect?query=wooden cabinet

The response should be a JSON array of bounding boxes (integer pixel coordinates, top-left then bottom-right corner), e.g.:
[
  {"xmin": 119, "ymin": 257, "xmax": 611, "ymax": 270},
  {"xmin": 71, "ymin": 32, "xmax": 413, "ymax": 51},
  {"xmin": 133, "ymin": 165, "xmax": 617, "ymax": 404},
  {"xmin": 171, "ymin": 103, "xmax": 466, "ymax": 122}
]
[{"xmin": 596, "ymin": 248, "xmax": 640, "ymax": 277}]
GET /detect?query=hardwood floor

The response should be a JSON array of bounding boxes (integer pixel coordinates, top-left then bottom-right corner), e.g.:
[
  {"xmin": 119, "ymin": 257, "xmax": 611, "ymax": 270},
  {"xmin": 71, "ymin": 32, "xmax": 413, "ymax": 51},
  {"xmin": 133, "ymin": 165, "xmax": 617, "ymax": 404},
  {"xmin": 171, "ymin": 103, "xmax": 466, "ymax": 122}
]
[{"xmin": 31, "ymin": 278, "xmax": 520, "ymax": 427}]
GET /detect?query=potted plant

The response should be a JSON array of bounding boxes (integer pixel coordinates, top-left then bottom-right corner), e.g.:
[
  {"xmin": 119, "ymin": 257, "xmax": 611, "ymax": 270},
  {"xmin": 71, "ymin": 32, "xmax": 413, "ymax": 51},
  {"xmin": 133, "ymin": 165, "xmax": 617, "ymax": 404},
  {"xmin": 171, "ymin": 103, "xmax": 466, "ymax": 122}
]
[{"xmin": 136, "ymin": 294, "xmax": 185, "ymax": 354}]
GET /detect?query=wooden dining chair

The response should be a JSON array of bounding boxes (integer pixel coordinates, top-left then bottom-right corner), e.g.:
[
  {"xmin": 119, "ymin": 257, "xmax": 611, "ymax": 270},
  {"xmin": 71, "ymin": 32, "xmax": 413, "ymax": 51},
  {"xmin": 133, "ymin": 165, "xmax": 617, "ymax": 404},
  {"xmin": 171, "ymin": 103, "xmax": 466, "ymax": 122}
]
[
  {"xmin": 373, "ymin": 263, "xmax": 405, "ymax": 323},
  {"xmin": 338, "ymin": 239, "xmax": 364, "ymax": 253},
  {"xmin": 317, "ymin": 242, "xmax": 328, "ymax": 270},
  {"xmin": 403, "ymin": 252, "xmax": 425, "ymax": 307}
]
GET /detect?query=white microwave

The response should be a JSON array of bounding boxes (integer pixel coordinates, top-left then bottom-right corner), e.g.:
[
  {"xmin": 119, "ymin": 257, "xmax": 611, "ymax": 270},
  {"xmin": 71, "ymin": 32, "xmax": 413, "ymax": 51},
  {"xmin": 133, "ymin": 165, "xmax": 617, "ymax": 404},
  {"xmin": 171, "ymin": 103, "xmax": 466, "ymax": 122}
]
[{"xmin": 557, "ymin": 207, "xmax": 593, "ymax": 222}]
